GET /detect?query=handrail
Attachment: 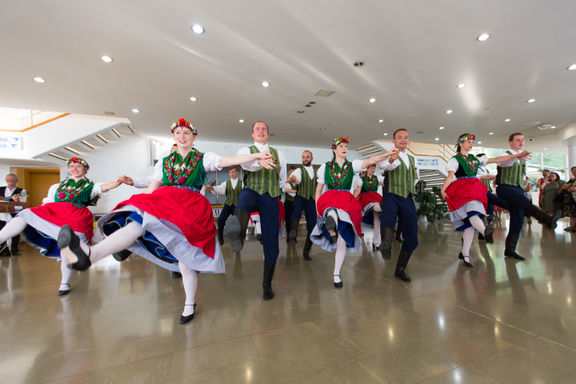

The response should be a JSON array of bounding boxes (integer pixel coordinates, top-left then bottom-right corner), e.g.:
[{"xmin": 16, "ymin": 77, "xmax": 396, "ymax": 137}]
[{"xmin": 0, "ymin": 113, "xmax": 70, "ymax": 133}]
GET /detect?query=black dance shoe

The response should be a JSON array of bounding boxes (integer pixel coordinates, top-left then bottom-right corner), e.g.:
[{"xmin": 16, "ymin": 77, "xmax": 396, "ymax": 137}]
[
  {"xmin": 484, "ymin": 223, "xmax": 494, "ymax": 244},
  {"xmin": 224, "ymin": 216, "xmax": 244, "ymax": 252},
  {"xmin": 459, "ymin": 253, "xmax": 473, "ymax": 268},
  {"xmin": 113, "ymin": 249, "xmax": 131, "ymax": 262},
  {"xmin": 394, "ymin": 269, "xmax": 411, "ymax": 283},
  {"xmin": 325, "ymin": 216, "xmax": 338, "ymax": 244},
  {"xmin": 179, "ymin": 303, "xmax": 196, "ymax": 324},
  {"xmin": 57, "ymin": 283, "xmax": 71, "ymax": 296},
  {"xmin": 504, "ymin": 250, "xmax": 526, "ymax": 261},
  {"xmin": 333, "ymin": 275, "xmax": 343, "ymax": 288},
  {"xmin": 58, "ymin": 225, "xmax": 91, "ymax": 271}
]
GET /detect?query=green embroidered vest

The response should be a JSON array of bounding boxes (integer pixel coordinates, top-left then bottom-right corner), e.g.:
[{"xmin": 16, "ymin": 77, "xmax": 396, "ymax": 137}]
[
  {"xmin": 384, "ymin": 154, "xmax": 416, "ymax": 198},
  {"xmin": 245, "ymin": 146, "xmax": 280, "ymax": 197},
  {"xmin": 225, "ymin": 179, "xmax": 241, "ymax": 206},
  {"xmin": 361, "ymin": 175, "xmax": 379, "ymax": 193},
  {"xmin": 285, "ymin": 182, "xmax": 296, "ymax": 202},
  {"xmin": 324, "ymin": 160, "xmax": 354, "ymax": 190},
  {"xmin": 297, "ymin": 166, "xmax": 317, "ymax": 199},
  {"xmin": 162, "ymin": 149, "xmax": 206, "ymax": 189},
  {"xmin": 54, "ymin": 178, "xmax": 96, "ymax": 207},
  {"xmin": 496, "ymin": 151, "xmax": 525, "ymax": 188}
]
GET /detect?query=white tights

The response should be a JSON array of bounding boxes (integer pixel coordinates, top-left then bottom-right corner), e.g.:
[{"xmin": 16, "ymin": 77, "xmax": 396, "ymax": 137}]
[
  {"xmin": 333, "ymin": 235, "xmax": 347, "ymax": 284},
  {"xmin": 373, "ymin": 210, "xmax": 381, "ymax": 246},
  {"xmin": 87, "ymin": 221, "xmax": 144, "ymax": 263},
  {"xmin": 460, "ymin": 215, "xmax": 487, "ymax": 262},
  {"xmin": 0, "ymin": 217, "xmax": 26, "ymax": 243},
  {"xmin": 179, "ymin": 262, "xmax": 198, "ymax": 316}
]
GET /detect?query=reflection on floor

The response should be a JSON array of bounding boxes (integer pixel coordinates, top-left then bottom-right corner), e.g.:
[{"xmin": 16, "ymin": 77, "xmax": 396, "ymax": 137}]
[{"xmin": 1, "ymin": 216, "xmax": 575, "ymax": 383}]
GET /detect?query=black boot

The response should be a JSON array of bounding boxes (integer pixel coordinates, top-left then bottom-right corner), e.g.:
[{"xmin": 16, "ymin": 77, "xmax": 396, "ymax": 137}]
[
  {"xmin": 57, "ymin": 225, "xmax": 91, "ymax": 271},
  {"xmin": 504, "ymin": 233, "xmax": 525, "ymax": 260},
  {"xmin": 325, "ymin": 215, "xmax": 338, "ymax": 244},
  {"xmin": 525, "ymin": 205, "xmax": 556, "ymax": 229},
  {"xmin": 217, "ymin": 227, "xmax": 224, "ymax": 246},
  {"xmin": 303, "ymin": 238, "xmax": 313, "ymax": 261},
  {"xmin": 394, "ymin": 249, "xmax": 412, "ymax": 282},
  {"xmin": 287, "ymin": 218, "xmax": 299, "ymax": 244},
  {"xmin": 224, "ymin": 209, "xmax": 250, "ymax": 252},
  {"xmin": 379, "ymin": 227, "xmax": 394, "ymax": 260},
  {"xmin": 262, "ymin": 262, "xmax": 276, "ymax": 300},
  {"xmin": 113, "ymin": 249, "xmax": 131, "ymax": 262}
]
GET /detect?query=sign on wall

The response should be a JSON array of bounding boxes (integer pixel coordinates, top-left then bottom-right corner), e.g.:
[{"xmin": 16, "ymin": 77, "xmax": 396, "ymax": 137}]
[
  {"xmin": 0, "ymin": 135, "xmax": 22, "ymax": 151},
  {"xmin": 416, "ymin": 157, "xmax": 441, "ymax": 169}
]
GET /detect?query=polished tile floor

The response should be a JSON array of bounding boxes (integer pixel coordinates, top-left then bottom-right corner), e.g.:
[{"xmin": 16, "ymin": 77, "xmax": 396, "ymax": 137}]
[{"xmin": 1, "ymin": 216, "xmax": 575, "ymax": 384}]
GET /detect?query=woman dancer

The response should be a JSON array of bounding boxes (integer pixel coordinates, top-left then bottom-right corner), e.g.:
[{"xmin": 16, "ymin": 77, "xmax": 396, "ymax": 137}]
[
  {"xmin": 441, "ymin": 133, "xmax": 529, "ymax": 267},
  {"xmin": 58, "ymin": 118, "xmax": 273, "ymax": 323},
  {"xmin": 0, "ymin": 157, "xmax": 122, "ymax": 295},
  {"xmin": 357, "ymin": 165, "xmax": 384, "ymax": 250},
  {"xmin": 311, "ymin": 137, "xmax": 397, "ymax": 288}
]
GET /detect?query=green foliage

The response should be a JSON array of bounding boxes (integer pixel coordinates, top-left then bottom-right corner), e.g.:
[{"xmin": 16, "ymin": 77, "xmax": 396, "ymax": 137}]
[{"xmin": 414, "ymin": 180, "xmax": 448, "ymax": 222}]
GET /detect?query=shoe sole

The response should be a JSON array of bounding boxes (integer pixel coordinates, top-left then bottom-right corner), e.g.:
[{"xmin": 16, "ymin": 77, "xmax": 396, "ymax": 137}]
[
  {"xmin": 484, "ymin": 223, "xmax": 494, "ymax": 244},
  {"xmin": 224, "ymin": 216, "xmax": 243, "ymax": 252},
  {"xmin": 57, "ymin": 225, "xmax": 79, "ymax": 265}
]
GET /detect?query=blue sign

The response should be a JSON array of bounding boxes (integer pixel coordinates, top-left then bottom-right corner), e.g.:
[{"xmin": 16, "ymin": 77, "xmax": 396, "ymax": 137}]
[{"xmin": 0, "ymin": 136, "xmax": 22, "ymax": 151}]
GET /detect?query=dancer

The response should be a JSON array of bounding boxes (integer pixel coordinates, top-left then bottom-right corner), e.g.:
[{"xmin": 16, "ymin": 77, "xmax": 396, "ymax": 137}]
[
  {"xmin": 204, "ymin": 166, "xmax": 242, "ymax": 246},
  {"xmin": 440, "ymin": 134, "xmax": 528, "ymax": 267},
  {"xmin": 283, "ymin": 166, "xmax": 297, "ymax": 243},
  {"xmin": 357, "ymin": 165, "xmax": 383, "ymax": 250},
  {"xmin": 496, "ymin": 132, "xmax": 556, "ymax": 260},
  {"xmin": 58, "ymin": 118, "xmax": 273, "ymax": 323},
  {"xmin": 377, "ymin": 129, "xmax": 417, "ymax": 282},
  {"xmin": 311, "ymin": 137, "xmax": 397, "ymax": 288},
  {"xmin": 286, "ymin": 150, "xmax": 317, "ymax": 260},
  {"xmin": 225, "ymin": 121, "xmax": 287, "ymax": 301},
  {"xmin": 0, "ymin": 157, "xmax": 122, "ymax": 295}
]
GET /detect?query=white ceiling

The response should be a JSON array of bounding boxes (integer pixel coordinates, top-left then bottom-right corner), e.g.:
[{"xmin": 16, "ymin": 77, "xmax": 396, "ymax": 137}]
[{"xmin": 1, "ymin": 0, "xmax": 575, "ymax": 152}]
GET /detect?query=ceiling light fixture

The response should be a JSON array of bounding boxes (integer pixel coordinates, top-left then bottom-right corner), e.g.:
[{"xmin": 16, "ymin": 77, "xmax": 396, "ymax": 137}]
[
  {"xmin": 64, "ymin": 146, "xmax": 81, "ymax": 155},
  {"xmin": 383, "ymin": 132, "xmax": 388, "ymax": 136},
  {"xmin": 33, "ymin": 77, "xmax": 45, "ymax": 83},
  {"xmin": 477, "ymin": 141, "xmax": 483, "ymax": 144},
  {"xmin": 369, "ymin": 98, "xmax": 376, "ymax": 103},
  {"xmin": 568, "ymin": 64, "xmax": 576, "ymax": 71},
  {"xmin": 505, "ymin": 118, "xmax": 511, "ymax": 122},
  {"xmin": 131, "ymin": 108, "xmax": 140, "ymax": 114},
  {"xmin": 457, "ymin": 83, "xmax": 465, "ymax": 89},
  {"xmin": 191, "ymin": 24, "xmax": 205, "ymax": 34},
  {"xmin": 127, "ymin": 124, "xmax": 136, "ymax": 133},
  {"xmin": 48, "ymin": 153, "xmax": 66, "ymax": 161},
  {"xmin": 477, "ymin": 33, "xmax": 490, "ymax": 42},
  {"xmin": 551, "ymin": 125, "xmax": 556, "ymax": 129},
  {"xmin": 189, "ymin": 97, "xmax": 197, "ymax": 102},
  {"xmin": 434, "ymin": 137, "xmax": 439, "ymax": 141},
  {"xmin": 112, "ymin": 128, "xmax": 122, "ymax": 138},
  {"xmin": 262, "ymin": 81, "xmax": 270, "ymax": 88},
  {"xmin": 101, "ymin": 55, "xmax": 113, "ymax": 63},
  {"xmin": 81, "ymin": 140, "xmax": 95, "ymax": 149},
  {"xmin": 239, "ymin": 119, "xmax": 244, "ymax": 123},
  {"xmin": 378, "ymin": 119, "xmax": 384, "ymax": 123},
  {"xmin": 439, "ymin": 126, "xmax": 445, "ymax": 130},
  {"xmin": 96, "ymin": 134, "xmax": 109, "ymax": 144},
  {"xmin": 489, "ymin": 132, "xmax": 494, "ymax": 135},
  {"xmin": 527, "ymin": 98, "xmax": 536, "ymax": 103},
  {"xmin": 446, "ymin": 109, "xmax": 453, "ymax": 114}
]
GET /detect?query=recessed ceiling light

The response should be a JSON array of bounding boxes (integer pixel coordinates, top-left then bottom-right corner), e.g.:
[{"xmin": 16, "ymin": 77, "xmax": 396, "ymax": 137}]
[
  {"xmin": 489, "ymin": 132, "xmax": 494, "ymax": 135},
  {"xmin": 101, "ymin": 55, "xmax": 113, "ymax": 63},
  {"xmin": 369, "ymin": 98, "xmax": 376, "ymax": 103},
  {"xmin": 191, "ymin": 24, "xmax": 205, "ymax": 34},
  {"xmin": 446, "ymin": 109, "xmax": 453, "ymax": 114},
  {"xmin": 527, "ymin": 98, "xmax": 536, "ymax": 103},
  {"xmin": 262, "ymin": 81, "xmax": 270, "ymax": 88},
  {"xmin": 383, "ymin": 132, "xmax": 388, "ymax": 136},
  {"xmin": 189, "ymin": 97, "xmax": 197, "ymax": 102},
  {"xmin": 239, "ymin": 119, "xmax": 244, "ymax": 123},
  {"xmin": 543, "ymin": 147, "xmax": 548, "ymax": 150},
  {"xmin": 378, "ymin": 119, "xmax": 384, "ymax": 123},
  {"xmin": 505, "ymin": 118, "xmax": 511, "ymax": 122},
  {"xmin": 434, "ymin": 137, "xmax": 439, "ymax": 141},
  {"xmin": 477, "ymin": 33, "xmax": 490, "ymax": 42},
  {"xmin": 439, "ymin": 126, "xmax": 445, "ymax": 130},
  {"xmin": 551, "ymin": 125, "xmax": 556, "ymax": 129},
  {"xmin": 567, "ymin": 64, "xmax": 576, "ymax": 71},
  {"xmin": 33, "ymin": 77, "xmax": 45, "ymax": 83},
  {"xmin": 457, "ymin": 83, "xmax": 465, "ymax": 89},
  {"xmin": 131, "ymin": 108, "xmax": 140, "ymax": 114},
  {"xmin": 477, "ymin": 141, "xmax": 483, "ymax": 144}
]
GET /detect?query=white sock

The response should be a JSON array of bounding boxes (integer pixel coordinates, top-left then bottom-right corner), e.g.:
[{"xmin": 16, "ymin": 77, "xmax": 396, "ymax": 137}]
[
  {"xmin": 254, "ymin": 221, "xmax": 261, "ymax": 236},
  {"xmin": 373, "ymin": 212, "xmax": 381, "ymax": 246},
  {"xmin": 462, "ymin": 227, "xmax": 475, "ymax": 262},
  {"xmin": 373, "ymin": 205, "xmax": 382, "ymax": 213},
  {"xmin": 179, "ymin": 262, "xmax": 197, "ymax": 316},
  {"xmin": 0, "ymin": 217, "xmax": 26, "ymax": 243},
  {"xmin": 59, "ymin": 257, "xmax": 73, "ymax": 291},
  {"xmin": 469, "ymin": 215, "xmax": 486, "ymax": 236},
  {"xmin": 333, "ymin": 236, "xmax": 346, "ymax": 283},
  {"xmin": 89, "ymin": 221, "xmax": 144, "ymax": 263}
]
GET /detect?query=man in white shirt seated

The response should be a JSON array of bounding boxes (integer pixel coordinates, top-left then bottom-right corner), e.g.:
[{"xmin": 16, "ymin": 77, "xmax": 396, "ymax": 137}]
[{"xmin": 0, "ymin": 174, "xmax": 28, "ymax": 255}]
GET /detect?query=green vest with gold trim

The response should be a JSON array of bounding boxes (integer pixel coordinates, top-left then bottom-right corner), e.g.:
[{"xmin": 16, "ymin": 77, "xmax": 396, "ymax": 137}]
[
  {"xmin": 496, "ymin": 151, "xmax": 525, "ymax": 188},
  {"xmin": 296, "ymin": 166, "xmax": 317, "ymax": 200},
  {"xmin": 245, "ymin": 146, "xmax": 281, "ymax": 198},
  {"xmin": 383, "ymin": 154, "xmax": 416, "ymax": 198},
  {"xmin": 225, "ymin": 179, "xmax": 241, "ymax": 206}
]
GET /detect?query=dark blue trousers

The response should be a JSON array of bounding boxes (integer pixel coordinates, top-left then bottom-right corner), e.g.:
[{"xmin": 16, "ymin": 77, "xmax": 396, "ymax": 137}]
[
  {"xmin": 380, "ymin": 193, "xmax": 418, "ymax": 253},
  {"xmin": 496, "ymin": 184, "xmax": 529, "ymax": 235},
  {"xmin": 235, "ymin": 189, "xmax": 279, "ymax": 265},
  {"xmin": 487, "ymin": 191, "xmax": 510, "ymax": 216},
  {"xmin": 291, "ymin": 196, "xmax": 316, "ymax": 237},
  {"xmin": 284, "ymin": 200, "xmax": 294, "ymax": 234},
  {"xmin": 217, "ymin": 204, "xmax": 236, "ymax": 231}
]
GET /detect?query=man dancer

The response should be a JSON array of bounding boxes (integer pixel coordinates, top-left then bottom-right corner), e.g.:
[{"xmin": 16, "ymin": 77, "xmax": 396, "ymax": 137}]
[
  {"xmin": 283, "ymin": 166, "xmax": 297, "ymax": 242},
  {"xmin": 496, "ymin": 133, "xmax": 555, "ymax": 261},
  {"xmin": 225, "ymin": 121, "xmax": 286, "ymax": 300},
  {"xmin": 377, "ymin": 129, "xmax": 417, "ymax": 282},
  {"xmin": 205, "ymin": 166, "xmax": 242, "ymax": 246},
  {"xmin": 286, "ymin": 150, "xmax": 317, "ymax": 260},
  {"xmin": 0, "ymin": 174, "xmax": 27, "ymax": 256}
]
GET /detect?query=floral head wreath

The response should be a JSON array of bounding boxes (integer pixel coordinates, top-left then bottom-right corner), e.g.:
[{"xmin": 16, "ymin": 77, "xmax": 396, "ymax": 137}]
[
  {"xmin": 170, "ymin": 118, "xmax": 197, "ymax": 135},
  {"xmin": 457, "ymin": 134, "xmax": 476, "ymax": 143},
  {"xmin": 331, "ymin": 136, "xmax": 350, "ymax": 149},
  {"xmin": 66, "ymin": 157, "xmax": 90, "ymax": 171}
]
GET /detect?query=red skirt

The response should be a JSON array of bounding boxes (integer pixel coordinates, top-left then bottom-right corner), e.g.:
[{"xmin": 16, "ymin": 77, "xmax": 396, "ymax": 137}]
[
  {"xmin": 30, "ymin": 202, "xmax": 94, "ymax": 241},
  {"xmin": 358, "ymin": 192, "xmax": 382, "ymax": 210},
  {"xmin": 111, "ymin": 186, "xmax": 216, "ymax": 259},
  {"xmin": 317, "ymin": 190, "xmax": 363, "ymax": 235},
  {"xmin": 445, "ymin": 178, "xmax": 488, "ymax": 212}
]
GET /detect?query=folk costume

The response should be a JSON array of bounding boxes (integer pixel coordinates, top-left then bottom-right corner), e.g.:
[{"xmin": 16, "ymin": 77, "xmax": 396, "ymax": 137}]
[
  {"xmin": 287, "ymin": 164, "xmax": 318, "ymax": 260},
  {"xmin": 357, "ymin": 171, "xmax": 383, "ymax": 248},
  {"xmin": 211, "ymin": 176, "xmax": 242, "ymax": 245}
]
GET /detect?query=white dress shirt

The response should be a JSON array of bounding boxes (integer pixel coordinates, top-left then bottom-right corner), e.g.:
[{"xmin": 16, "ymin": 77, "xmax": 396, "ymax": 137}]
[{"xmin": 237, "ymin": 142, "xmax": 287, "ymax": 189}]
